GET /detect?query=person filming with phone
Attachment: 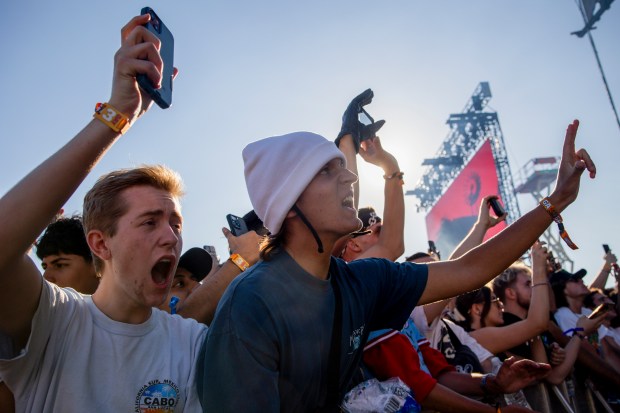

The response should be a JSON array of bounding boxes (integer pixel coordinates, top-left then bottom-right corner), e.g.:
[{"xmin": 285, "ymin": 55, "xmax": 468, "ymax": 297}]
[{"xmin": 0, "ymin": 12, "xmax": 239, "ymax": 412}]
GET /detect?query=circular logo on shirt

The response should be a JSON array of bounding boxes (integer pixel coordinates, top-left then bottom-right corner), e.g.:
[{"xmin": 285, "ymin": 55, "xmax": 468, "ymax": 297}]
[{"xmin": 135, "ymin": 379, "xmax": 180, "ymax": 413}]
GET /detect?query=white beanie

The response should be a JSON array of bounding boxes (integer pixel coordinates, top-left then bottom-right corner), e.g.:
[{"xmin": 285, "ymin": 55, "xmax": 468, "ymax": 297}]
[{"xmin": 243, "ymin": 131, "xmax": 345, "ymax": 235}]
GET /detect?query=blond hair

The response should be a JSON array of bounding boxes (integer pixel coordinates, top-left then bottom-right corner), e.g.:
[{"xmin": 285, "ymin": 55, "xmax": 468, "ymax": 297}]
[{"xmin": 83, "ymin": 165, "xmax": 184, "ymax": 273}]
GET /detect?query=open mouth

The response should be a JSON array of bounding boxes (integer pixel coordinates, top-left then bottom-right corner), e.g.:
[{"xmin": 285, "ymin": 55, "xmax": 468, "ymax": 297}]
[
  {"xmin": 151, "ymin": 259, "xmax": 172, "ymax": 286},
  {"xmin": 342, "ymin": 195, "xmax": 355, "ymax": 208}
]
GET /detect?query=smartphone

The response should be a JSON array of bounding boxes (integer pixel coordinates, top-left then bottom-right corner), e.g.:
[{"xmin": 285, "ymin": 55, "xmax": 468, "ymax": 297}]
[
  {"xmin": 588, "ymin": 303, "xmax": 612, "ymax": 319},
  {"xmin": 226, "ymin": 214, "xmax": 249, "ymax": 236},
  {"xmin": 137, "ymin": 7, "xmax": 174, "ymax": 109},
  {"xmin": 603, "ymin": 244, "xmax": 611, "ymax": 254},
  {"xmin": 428, "ymin": 240, "xmax": 441, "ymax": 259},
  {"xmin": 488, "ymin": 197, "xmax": 506, "ymax": 216}
]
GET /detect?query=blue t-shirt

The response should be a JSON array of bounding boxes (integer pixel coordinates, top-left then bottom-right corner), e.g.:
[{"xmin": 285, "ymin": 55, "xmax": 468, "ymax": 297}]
[{"xmin": 197, "ymin": 250, "xmax": 428, "ymax": 412}]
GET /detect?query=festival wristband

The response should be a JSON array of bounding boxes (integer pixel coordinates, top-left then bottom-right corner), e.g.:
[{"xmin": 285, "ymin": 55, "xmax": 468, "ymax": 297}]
[
  {"xmin": 563, "ymin": 327, "xmax": 585, "ymax": 337},
  {"xmin": 230, "ymin": 253, "xmax": 250, "ymax": 272},
  {"xmin": 94, "ymin": 102, "xmax": 130, "ymax": 134},
  {"xmin": 540, "ymin": 197, "xmax": 578, "ymax": 250}
]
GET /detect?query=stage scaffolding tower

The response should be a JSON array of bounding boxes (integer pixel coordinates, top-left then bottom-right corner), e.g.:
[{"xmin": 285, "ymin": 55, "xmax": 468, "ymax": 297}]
[{"xmin": 407, "ymin": 82, "xmax": 521, "ymax": 226}]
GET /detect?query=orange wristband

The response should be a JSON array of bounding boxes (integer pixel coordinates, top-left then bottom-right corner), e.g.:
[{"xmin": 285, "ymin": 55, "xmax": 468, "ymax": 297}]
[
  {"xmin": 229, "ymin": 253, "xmax": 250, "ymax": 272},
  {"xmin": 94, "ymin": 102, "xmax": 130, "ymax": 134}
]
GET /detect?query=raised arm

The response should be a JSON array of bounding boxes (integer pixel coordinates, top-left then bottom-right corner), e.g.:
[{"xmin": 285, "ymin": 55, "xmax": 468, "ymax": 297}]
[
  {"xmin": 179, "ymin": 228, "xmax": 262, "ymax": 325},
  {"xmin": 589, "ymin": 250, "xmax": 618, "ymax": 290},
  {"xmin": 422, "ymin": 195, "xmax": 507, "ymax": 325},
  {"xmin": 355, "ymin": 137, "xmax": 404, "ymax": 261},
  {"xmin": 469, "ymin": 242, "xmax": 550, "ymax": 354},
  {"xmin": 334, "ymin": 89, "xmax": 386, "ymax": 208},
  {"xmin": 449, "ymin": 195, "xmax": 507, "ymax": 260},
  {"xmin": 419, "ymin": 120, "xmax": 596, "ymax": 305},
  {"xmin": 0, "ymin": 14, "xmax": 163, "ymax": 347}
]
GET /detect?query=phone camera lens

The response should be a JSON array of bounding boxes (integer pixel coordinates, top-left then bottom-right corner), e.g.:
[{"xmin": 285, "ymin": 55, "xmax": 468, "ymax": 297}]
[{"xmin": 150, "ymin": 14, "xmax": 161, "ymax": 32}]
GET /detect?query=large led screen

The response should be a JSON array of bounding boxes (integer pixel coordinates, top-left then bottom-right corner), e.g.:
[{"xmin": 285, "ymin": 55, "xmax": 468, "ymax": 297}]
[{"xmin": 425, "ymin": 139, "xmax": 506, "ymax": 257}]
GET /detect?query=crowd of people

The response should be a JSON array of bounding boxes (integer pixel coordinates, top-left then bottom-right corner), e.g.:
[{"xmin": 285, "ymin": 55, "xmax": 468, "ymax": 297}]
[{"xmin": 0, "ymin": 13, "xmax": 618, "ymax": 413}]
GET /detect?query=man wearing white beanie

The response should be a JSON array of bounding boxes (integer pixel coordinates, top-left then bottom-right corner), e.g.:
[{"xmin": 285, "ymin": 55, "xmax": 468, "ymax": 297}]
[{"xmin": 198, "ymin": 120, "xmax": 595, "ymax": 412}]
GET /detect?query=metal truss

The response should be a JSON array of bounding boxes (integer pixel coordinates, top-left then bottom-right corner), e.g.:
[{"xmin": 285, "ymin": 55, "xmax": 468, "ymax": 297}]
[{"xmin": 407, "ymin": 82, "xmax": 521, "ymax": 225}]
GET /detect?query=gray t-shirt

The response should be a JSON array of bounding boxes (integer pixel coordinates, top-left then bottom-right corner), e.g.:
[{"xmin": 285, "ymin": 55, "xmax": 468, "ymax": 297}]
[
  {"xmin": 0, "ymin": 281, "xmax": 206, "ymax": 412},
  {"xmin": 197, "ymin": 251, "xmax": 428, "ymax": 412}
]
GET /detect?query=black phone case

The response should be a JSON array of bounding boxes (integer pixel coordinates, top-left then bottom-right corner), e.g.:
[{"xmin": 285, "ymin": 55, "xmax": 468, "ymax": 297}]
[
  {"xmin": 489, "ymin": 198, "xmax": 506, "ymax": 216},
  {"xmin": 137, "ymin": 7, "xmax": 174, "ymax": 109},
  {"xmin": 227, "ymin": 214, "xmax": 249, "ymax": 236}
]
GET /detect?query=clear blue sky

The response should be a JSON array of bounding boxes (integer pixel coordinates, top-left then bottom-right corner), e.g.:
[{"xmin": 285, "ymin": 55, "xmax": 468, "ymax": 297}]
[{"xmin": 1, "ymin": 1, "xmax": 618, "ymax": 286}]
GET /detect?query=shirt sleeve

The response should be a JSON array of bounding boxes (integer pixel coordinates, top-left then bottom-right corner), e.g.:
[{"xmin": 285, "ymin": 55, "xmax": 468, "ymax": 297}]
[
  {"xmin": 348, "ymin": 259, "xmax": 428, "ymax": 332},
  {"xmin": 553, "ymin": 307, "xmax": 577, "ymax": 333},
  {"xmin": 418, "ymin": 341, "xmax": 455, "ymax": 377},
  {"xmin": 0, "ymin": 282, "xmax": 79, "ymax": 392},
  {"xmin": 363, "ymin": 331, "xmax": 437, "ymax": 403},
  {"xmin": 448, "ymin": 320, "xmax": 493, "ymax": 363},
  {"xmin": 410, "ymin": 306, "xmax": 430, "ymax": 337}
]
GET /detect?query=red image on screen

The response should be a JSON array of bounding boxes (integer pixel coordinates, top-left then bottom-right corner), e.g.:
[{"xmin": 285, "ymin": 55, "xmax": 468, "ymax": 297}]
[{"xmin": 425, "ymin": 139, "xmax": 506, "ymax": 256}]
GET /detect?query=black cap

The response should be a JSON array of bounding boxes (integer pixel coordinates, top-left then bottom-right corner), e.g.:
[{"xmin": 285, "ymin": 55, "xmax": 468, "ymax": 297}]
[
  {"xmin": 358, "ymin": 206, "xmax": 382, "ymax": 230},
  {"xmin": 549, "ymin": 268, "xmax": 587, "ymax": 286},
  {"xmin": 178, "ymin": 247, "xmax": 213, "ymax": 282},
  {"xmin": 350, "ymin": 206, "xmax": 382, "ymax": 238}
]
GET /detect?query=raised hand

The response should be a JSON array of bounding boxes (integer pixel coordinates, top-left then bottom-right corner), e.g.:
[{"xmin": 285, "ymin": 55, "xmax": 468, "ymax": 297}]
[
  {"xmin": 335, "ymin": 89, "xmax": 385, "ymax": 153},
  {"xmin": 550, "ymin": 120, "xmax": 596, "ymax": 212},
  {"xmin": 110, "ymin": 14, "xmax": 178, "ymax": 121},
  {"xmin": 477, "ymin": 195, "xmax": 507, "ymax": 230},
  {"xmin": 223, "ymin": 227, "xmax": 263, "ymax": 267}
]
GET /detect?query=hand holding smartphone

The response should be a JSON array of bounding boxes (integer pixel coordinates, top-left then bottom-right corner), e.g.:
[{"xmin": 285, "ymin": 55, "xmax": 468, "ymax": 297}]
[
  {"xmin": 427, "ymin": 240, "xmax": 441, "ymax": 259},
  {"xmin": 226, "ymin": 214, "xmax": 249, "ymax": 236},
  {"xmin": 488, "ymin": 197, "xmax": 506, "ymax": 217},
  {"xmin": 588, "ymin": 303, "xmax": 611, "ymax": 319},
  {"xmin": 137, "ymin": 7, "xmax": 174, "ymax": 109}
]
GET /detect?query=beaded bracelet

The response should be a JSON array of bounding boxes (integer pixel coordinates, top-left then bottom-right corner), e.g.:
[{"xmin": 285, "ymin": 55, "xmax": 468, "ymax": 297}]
[{"xmin": 383, "ymin": 171, "xmax": 404, "ymax": 185}]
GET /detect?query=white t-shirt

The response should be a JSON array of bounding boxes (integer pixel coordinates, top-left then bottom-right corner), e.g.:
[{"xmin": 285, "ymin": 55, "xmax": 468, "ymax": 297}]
[
  {"xmin": 554, "ymin": 306, "xmax": 613, "ymax": 345},
  {"xmin": 410, "ymin": 305, "xmax": 432, "ymax": 337},
  {"xmin": 0, "ymin": 281, "xmax": 207, "ymax": 413},
  {"xmin": 413, "ymin": 308, "xmax": 493, "ymax": 365}
]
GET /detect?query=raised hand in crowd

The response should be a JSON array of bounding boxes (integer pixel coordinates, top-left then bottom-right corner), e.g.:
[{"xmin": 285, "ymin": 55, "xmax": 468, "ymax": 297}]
[
  {"xmin": 335, "ymin": 88, "xmax": 385, "ymax": 154},
  {"xmin": 419, "ymin": 120, "xmax": 595, "ymax": 306},
  {"xmin": 589, "ymin": 249, "xmax": 619, "ymax": 290},
  {"xmin": 0, "ymin": 14, "xmax": 216, "ymax": 413},
  {"xmin": 179, "ymin": 227, "xmax": 263, "ymax": 325},
  {"xmin": 450, "ymin": 194, "xmax": 507, "ymax": 260}
]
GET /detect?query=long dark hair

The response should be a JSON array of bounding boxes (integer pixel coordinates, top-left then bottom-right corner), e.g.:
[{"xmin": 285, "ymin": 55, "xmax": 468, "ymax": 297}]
[
  {"xmin": 455, "ymin": 286, "xmax": 493, "ymax": 331},
  {"xmin": 259, "ymin": 221, "xmax": 287, "ymax": 261}
]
